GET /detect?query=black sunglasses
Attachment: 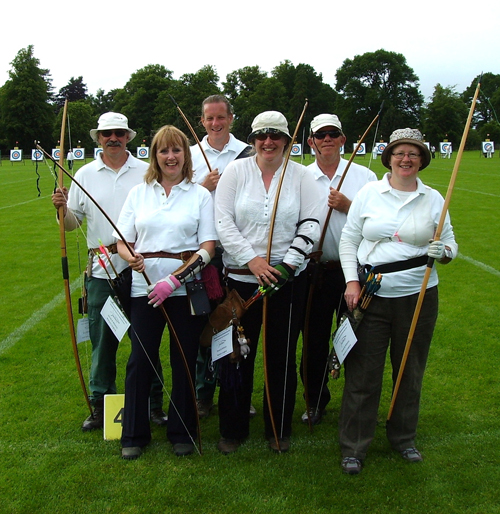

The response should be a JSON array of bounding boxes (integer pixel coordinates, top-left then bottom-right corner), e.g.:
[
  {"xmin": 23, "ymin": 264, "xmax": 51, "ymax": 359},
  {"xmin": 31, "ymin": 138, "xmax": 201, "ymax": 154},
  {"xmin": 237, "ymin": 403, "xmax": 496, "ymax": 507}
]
[
  {"xmin": 313, "ymin": 130, "xmax": 342, "ymax": 140},
  {"xmin": 100, "ymin": 129, "xmax": 127, "ymax": 138}
]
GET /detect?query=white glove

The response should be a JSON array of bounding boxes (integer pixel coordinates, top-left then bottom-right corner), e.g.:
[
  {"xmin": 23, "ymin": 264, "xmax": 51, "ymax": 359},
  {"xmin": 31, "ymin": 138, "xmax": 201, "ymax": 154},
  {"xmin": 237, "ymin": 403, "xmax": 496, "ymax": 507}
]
[{"xmin": 428, "ymin": 240, "xmax": 445, "ymax": 260}]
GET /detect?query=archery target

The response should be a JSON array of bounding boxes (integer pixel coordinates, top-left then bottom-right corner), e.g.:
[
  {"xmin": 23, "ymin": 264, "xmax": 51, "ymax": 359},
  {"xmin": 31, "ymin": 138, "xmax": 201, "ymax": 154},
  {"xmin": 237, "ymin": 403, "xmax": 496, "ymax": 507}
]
[
  {"xmin": 375, "ymin": 143, "xmax": 386, "ymax": 154},
  {"xmin": 10, "ymin": 150, "xmax": 22, "ymax": 161},
  {"xmin": 137, "ymin": 147, "xmax": 149, "ymax": 159},
  {"xmin": 482, "ymin": 142, "xmax": 494, "ymax": 153},
  {"xmin": 73, "ymin": 148, "xmax": 85, "ymax": 160},
  {"xmin": 31, "ymin": 149, "xmax": 43, "ymax": 161},
  {"xmin": 354, "ymin": 143, "xmax": 366, "ymax": 155},
  {"xmin": 52, "ymin": 149, "xmax": 60, "ymax": 159},
  {"xmin": 291, "ymin": 144, "xmax": 302, "ymax": 156},
  {"xmin": 94, "ymin": 148, "xmax": 103, "ymax": 159},
  {"xmin": 440, "ymin": 142, "xmax": 452, "ymax": 154}
]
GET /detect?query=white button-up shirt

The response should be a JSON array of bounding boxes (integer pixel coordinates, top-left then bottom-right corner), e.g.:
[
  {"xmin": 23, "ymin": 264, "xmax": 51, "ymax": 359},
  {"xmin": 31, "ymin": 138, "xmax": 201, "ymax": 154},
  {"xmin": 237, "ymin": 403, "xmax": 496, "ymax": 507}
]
[
  {"xmin": 215, "ymin": 156, "xmax": 321, "ymax": 283},
  {"xmin": 115, "ymin": 178, "xmax": 217, "ymax": 297}
]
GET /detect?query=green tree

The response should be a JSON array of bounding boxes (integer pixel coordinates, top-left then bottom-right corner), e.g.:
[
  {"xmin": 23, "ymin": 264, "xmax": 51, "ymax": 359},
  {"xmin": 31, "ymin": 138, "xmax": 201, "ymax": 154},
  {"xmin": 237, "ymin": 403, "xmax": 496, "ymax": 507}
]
[
  {"xmin": 113, "ymin": 64, "xmax": 174, "ymax": 144},
  {"xmin": 55, "ymin": 76, "xmax": 88, "ymax": 111},
  {"xmin": 334, "ymin": 49, "xmax": 423, "ymax": 144},
  {"xmin": 223, "ymin": 65, "xmax": 269, "ymax": 141},
  {"xmin": 272, "ymin": 61, "xmax": 337, "ymax": 146},
  {"xmin": 463, "ymin": 73, "xmax": 500, "ymax": 128},
  {"xmin": 52, "ymin": 100, "xmax": 95, "ymax": 152},
  {"xmin": 157, "ymin": 65, "xmax": 221, "ymax": 140},
  {"xmin": 0, "ymin": 45, "xmax": 55, "ymax": 153},
  {"xmin": 87, "ymin": 88, "xmax": 119, "ymax": 118},
  {"xmin": 422, "ymin": 84, "xmax": 468, "ymax": 149}
]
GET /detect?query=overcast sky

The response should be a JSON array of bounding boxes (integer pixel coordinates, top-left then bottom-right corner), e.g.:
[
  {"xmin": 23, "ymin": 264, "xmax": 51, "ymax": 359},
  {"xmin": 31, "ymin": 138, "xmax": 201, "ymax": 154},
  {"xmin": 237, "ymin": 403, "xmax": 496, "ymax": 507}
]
[{"xmin": 2, "ymin": 0, "xmax": 499, "ymax": 104}]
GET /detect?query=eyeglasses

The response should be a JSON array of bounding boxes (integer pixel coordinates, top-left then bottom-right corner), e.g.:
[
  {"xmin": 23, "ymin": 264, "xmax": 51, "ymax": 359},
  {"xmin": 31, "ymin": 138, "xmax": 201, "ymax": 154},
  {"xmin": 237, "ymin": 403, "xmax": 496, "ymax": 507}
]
[
  {"xmin": 392, "ymin": 152, "xmax": 421, "ymax": 160},
  {"xmin": 313, "ymin": 130, "xmax": 342, "ymax": 140},
  {"xmin": 100, "ymin": 129, "xmax": 127, "ymax": 138},
  {"xmin": 254, "ymin": 132, "xmax": 284, "ymax": 141}
]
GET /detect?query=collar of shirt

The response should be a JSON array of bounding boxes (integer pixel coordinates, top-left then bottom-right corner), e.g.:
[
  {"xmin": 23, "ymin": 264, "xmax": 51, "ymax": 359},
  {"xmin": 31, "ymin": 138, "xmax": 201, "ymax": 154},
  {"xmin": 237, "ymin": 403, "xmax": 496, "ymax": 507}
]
[{"xmin": 95, "ymin": 150, "xmax": 134, "ymax": 173}]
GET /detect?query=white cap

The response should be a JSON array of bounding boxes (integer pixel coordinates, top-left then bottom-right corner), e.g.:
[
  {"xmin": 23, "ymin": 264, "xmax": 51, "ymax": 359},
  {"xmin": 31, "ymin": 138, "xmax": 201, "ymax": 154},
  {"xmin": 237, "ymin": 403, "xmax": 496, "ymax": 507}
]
[
  {"xmin": 310, "ymin": 113, "xmax": 342, "ymax": 133},
  {"xmin": 248, "ymin": 111, "xmax": 291, "ymax": 142}
]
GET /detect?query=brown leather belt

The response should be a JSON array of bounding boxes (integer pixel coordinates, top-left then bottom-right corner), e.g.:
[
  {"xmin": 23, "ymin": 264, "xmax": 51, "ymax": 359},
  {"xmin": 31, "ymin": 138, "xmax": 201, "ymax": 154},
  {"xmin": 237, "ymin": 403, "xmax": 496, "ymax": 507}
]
[
  {"xmin": 141, "ymin": 250, "xmax": 195, "ymax": 261},
  {"xmin": 224, "ymin": 267, "xmax": 253, "ymax": 276},
  {"xmin": 89, "ymin": 243, "xmax": 118, "ymax": 255},
  {"xmin": 322, "ymin": 260, "xmax": 342, "ymax": 271}
]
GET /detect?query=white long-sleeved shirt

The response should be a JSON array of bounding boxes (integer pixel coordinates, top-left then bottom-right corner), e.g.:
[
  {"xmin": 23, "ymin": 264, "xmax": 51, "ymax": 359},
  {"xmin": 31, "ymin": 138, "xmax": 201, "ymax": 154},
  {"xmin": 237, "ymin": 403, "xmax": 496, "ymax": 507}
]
[
  {"xmin": 114, "ymin": 178, "xmax": 217, "ymax": 297},
  {"xmin": 215, "ymin": 156, "xmax": 321, "ymax": 283},
  {"xmin": 340, "ymin": 173, "xmax": 458, "ymax": 298},
  {"xmin": 308, "ymin": 158, "xmax": 377, "ymax": 262}
]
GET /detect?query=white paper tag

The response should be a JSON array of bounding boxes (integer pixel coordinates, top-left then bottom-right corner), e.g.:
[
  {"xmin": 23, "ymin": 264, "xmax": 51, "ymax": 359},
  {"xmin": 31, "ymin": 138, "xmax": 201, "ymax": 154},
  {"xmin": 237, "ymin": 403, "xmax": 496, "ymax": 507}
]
[
  {"xmin": 76, "ymin": 317, "xmax": 90, "ymax": 343},
  {"xmin": 211, "ymin": 325, "xmax": 234, "ymax": 362},
  {"xmin": 100, "ymin": 296, "xmax": 130, "ymax": 342},
  {"xmin": 333, "ymin": 317, "xmax": 357, "ymax": 364}
]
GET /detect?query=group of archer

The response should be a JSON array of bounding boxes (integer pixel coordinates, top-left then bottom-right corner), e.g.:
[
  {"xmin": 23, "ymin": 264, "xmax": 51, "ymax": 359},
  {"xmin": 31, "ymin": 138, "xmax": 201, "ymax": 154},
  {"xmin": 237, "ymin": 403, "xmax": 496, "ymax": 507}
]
[{"xmin": 52, "ymin": 95, "xmax": 457, "ymax": 473}]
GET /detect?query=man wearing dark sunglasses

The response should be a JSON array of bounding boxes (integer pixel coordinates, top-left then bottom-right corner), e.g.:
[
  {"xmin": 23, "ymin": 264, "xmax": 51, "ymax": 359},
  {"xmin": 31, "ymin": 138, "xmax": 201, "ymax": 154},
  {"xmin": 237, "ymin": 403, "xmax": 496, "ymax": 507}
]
[
  {"xmin": 52, "ymin": 112, "xmax": 168, "ymax": 431},
  {"xmin": 300, "ymin": 114, "xmax": 377, "ymax": 426}
]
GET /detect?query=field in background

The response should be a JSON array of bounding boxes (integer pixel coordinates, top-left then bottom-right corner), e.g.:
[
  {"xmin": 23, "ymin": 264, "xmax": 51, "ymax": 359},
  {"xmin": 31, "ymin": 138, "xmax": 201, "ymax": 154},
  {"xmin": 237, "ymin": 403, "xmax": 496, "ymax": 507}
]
[{"xmin": 0, "ymin": 152, "xmax": 499, "ymax": 513}]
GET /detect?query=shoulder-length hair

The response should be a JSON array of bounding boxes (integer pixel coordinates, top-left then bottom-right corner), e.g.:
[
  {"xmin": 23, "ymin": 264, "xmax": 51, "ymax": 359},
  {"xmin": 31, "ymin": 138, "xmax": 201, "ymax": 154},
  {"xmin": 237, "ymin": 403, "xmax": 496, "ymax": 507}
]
[{"xmin": 144, "ymin": 125, "xmax": 193, "ymax": 184}]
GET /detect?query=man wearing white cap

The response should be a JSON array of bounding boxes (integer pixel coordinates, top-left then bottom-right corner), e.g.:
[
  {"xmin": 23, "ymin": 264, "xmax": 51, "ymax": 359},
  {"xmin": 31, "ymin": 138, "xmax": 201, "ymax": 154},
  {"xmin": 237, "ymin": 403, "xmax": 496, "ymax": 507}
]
[
  {"xmin": 52, "ymin": 112, "xmax": 168, "ymax": 431},
  {"xmin": 300, "ymin": 114, "xmax": 377, "ymax": 425}
]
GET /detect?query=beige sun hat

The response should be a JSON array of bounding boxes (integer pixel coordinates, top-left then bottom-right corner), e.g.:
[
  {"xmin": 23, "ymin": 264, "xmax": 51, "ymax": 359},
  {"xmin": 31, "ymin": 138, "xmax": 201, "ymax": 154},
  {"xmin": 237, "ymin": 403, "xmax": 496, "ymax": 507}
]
[
  {"xmin": 247, "ymin": 111, "xmax": 291, "ymax": 143},
  {"xmin": 89, "ymin": 112, "xmax": 137, "ymax": 143},
  {"xmin": 381, "ymin": 128, "xmax": 431, "ymax": 170}
]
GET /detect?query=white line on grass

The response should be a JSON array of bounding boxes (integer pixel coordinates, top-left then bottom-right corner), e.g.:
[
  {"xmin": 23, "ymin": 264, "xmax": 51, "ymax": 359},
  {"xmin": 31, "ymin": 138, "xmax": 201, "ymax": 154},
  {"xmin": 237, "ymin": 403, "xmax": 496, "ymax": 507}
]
[
  {"xmin": 0, "ymin": 278, "xmax": 80, "ymax": 355},
  {"xmin": 0, "ymin": 195, "xmax": 51, "ymax": 210},
  {"xmin": 425, "ymin": 183, "xmax": 500, "ymax": 198},
  {"xmin": 458, "ymin": 253, "xmax": 500, "ymax": 277}
]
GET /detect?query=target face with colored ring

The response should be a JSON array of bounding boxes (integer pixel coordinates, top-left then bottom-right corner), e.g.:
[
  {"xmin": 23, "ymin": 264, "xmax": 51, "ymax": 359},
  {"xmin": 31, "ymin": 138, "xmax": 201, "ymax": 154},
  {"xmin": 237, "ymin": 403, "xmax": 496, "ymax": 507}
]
[
  {"xmin": 73, "ymin": 149, "xmax": 84, "ymax": 159},
  {"xmin": 10, "ymin": 150, "xmax": 22, "ymax": 161}
]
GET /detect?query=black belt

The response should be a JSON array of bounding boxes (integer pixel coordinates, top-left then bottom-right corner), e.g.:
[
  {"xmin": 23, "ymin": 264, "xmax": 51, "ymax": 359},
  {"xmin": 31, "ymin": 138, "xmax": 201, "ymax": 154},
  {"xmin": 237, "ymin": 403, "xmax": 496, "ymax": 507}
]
[{"xmin": 363, "ymin": 255, "xmax": 428, "ymax": 275}]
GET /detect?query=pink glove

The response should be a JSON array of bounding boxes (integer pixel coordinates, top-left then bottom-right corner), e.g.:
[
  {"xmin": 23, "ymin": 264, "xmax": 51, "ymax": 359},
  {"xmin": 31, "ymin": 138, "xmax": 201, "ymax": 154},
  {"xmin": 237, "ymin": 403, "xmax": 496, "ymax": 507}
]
[{"xmin": 147, "ymin": 275, "xmax": 181, "ymax": 307}]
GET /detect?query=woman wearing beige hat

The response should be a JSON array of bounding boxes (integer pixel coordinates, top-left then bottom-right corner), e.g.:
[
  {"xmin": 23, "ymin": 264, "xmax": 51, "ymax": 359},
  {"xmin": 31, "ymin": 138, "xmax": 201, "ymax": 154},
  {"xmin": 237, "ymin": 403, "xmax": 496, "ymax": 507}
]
[
  {"xmin": 338, "ymin": 128, "xmax": 458, "ymax": 474},
  {"xmin": 214, "ymin": 111, "xmax": 321, "ymax": 454}
]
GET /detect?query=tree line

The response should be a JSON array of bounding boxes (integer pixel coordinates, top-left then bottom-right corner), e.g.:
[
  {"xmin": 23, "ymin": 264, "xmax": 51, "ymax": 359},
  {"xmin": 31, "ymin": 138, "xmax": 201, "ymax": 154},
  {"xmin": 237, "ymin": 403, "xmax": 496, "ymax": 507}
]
[{"xmin": 0, "ymin": 45, "xmax": 499, "ymax": 156}]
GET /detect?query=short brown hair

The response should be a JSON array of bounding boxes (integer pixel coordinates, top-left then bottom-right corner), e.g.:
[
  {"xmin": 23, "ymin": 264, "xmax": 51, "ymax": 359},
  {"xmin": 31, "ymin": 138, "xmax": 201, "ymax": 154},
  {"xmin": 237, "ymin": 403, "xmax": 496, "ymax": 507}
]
[{"xmin": 145, "ymin": 125, "xmax": 193, "ymax": 184}]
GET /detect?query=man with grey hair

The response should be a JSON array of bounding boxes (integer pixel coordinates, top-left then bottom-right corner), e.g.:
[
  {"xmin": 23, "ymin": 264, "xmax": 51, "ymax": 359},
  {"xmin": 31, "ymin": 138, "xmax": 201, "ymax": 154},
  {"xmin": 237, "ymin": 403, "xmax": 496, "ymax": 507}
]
[
  {"xmin": 51, "ymin": 112, "xmax": 168, "ymax": 431},
  {"xmin": 301, "ymin": 114, "xmax": 377, "ymax": 425}
]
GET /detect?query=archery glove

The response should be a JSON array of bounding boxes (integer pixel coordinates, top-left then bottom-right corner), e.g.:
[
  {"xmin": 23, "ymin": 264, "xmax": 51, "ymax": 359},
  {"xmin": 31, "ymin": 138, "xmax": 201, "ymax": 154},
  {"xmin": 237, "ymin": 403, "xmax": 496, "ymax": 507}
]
[
  {"xmin": 427, "ymin": 240, "xmax": 446, "ymax": 261},
  {"xmin": 147, "ymin": 274, "xmax": 181, "ymax": 307},
  {"xmin": 261, "ymin": 263, "xmax": 293, "ymax": 297}
]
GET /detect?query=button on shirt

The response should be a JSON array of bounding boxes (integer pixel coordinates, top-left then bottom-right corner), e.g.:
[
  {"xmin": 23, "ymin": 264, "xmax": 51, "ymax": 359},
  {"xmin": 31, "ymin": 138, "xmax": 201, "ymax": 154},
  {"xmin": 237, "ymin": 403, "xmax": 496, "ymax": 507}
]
[
  {"xmin": 215, "ymin": 156, "xmax": 321, "ymax": 283},
  {"xmin": 308, "ymin": 159, "xmax": 377, "ymax": 262},
  {"xmin": 115, "ymin": 179, "xmax": 217, "ymax": 297},
  {"xmin": 67, "ymin": 152, "xmax": 148, "ymax": 279}
]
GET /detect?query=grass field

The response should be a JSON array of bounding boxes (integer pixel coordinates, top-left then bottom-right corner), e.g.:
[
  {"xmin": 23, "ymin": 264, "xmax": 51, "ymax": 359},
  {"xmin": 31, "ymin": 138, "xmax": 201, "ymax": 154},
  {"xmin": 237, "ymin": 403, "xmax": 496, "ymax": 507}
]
[{"xmin": 0, "ymin": 151, "xmax": 499, "ymax": 513}]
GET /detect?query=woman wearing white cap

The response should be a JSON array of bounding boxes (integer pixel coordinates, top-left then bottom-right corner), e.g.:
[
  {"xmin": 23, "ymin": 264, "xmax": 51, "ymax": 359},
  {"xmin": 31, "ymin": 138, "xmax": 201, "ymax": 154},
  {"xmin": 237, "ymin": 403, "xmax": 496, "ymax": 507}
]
[
  {"xmin": 338, "ymin": 128, "xmax": 458, "ymax": 474},
  {"xmin": 214, "ymin": 111, "xmax": 321, "ymax": 454}
]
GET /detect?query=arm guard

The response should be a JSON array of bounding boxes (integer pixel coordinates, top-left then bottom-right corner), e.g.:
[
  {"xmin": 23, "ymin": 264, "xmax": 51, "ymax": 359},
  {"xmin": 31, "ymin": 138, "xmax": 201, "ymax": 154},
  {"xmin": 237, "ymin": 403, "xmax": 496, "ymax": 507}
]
[{"xmin": 172, "ymin": 249, "xmax": 211, "ymax": 284}]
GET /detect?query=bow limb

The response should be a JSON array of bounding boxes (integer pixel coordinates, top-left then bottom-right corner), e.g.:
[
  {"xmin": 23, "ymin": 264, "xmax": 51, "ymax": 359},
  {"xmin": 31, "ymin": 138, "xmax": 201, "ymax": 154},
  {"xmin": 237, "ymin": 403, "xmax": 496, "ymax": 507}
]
[
  {"xmin": 56, "ymin": 100, "xmax": 93, "ymax": 416},
  {"xmin": 387, "ymin": 78, "xmax": 481, "ymax": 421},
  {"xmin": 263, "ymin": 100, "xmax": 309, "ymax": 451},
  {"xmin": 41, "ymin": 146, "xmax": 202, "ymax": 453},
  {"xmin": 169, "ymin": 94, "xmax": 213, "ymax": 174}
]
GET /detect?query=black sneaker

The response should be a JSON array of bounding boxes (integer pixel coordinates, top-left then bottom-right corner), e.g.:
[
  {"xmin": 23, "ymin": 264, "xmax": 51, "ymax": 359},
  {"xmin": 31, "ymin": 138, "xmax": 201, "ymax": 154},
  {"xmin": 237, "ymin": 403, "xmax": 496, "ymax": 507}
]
[
  {"xmin": 150, "ymin": 408, "xmax": 168, "ymax": 426},
  {"xmin": 301, "ymin": 408, "xmax": 325, "ymax": 425},
  {"xmin": 400, "ymin": 447, "xmax": 423, "ymax": 462},
  {"xmin": 82, "ymin": 405, "xmax": 103, "ymax": 431},
  {"xmin": 196, "ymin": 398, "xmax": 214, "ymax": 419}
]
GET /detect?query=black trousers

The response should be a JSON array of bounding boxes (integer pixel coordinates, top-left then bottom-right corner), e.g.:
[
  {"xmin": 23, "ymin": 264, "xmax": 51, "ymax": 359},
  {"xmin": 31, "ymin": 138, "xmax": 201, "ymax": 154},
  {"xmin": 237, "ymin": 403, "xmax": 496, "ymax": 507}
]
[
  {"xmin": 121, "ymin": 295, "xmax": 205, "ymax": 448},
  {"xmin": 218, "ymin": 272, "xmax": 307, "ymax": 441},
  {"xmin": 300, "ymin": 266, "xmax": 346, "ymax": 412}
]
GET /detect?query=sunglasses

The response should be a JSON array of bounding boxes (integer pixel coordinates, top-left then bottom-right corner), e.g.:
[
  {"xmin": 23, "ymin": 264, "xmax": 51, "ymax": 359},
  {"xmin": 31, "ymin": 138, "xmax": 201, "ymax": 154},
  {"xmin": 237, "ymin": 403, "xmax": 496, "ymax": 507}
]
[
  {"xmin": 313, "ymin": 130, "xmax": 342, "ymax": 140},
  {"xmin": 100, "ymin": 129, "xmax": 127, "ymax": 138},
  {"xmin": 253, "ymin": 129, "xmax": 284, "ymax": 141}
]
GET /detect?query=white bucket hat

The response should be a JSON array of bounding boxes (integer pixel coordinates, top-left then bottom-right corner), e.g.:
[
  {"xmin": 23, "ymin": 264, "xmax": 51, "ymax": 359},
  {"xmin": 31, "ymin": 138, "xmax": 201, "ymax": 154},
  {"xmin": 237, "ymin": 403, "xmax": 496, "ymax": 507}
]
[
  {"xmin": 247, "ymin": 111, "xmax": 291, "ymax": 143},
  {"xmin": 310, "ymin": 113, "xmax": 342, "ymax": 134},
  {"xmin": 89, "ymin": 112, "xmax": 137, "ymax": 143}
]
